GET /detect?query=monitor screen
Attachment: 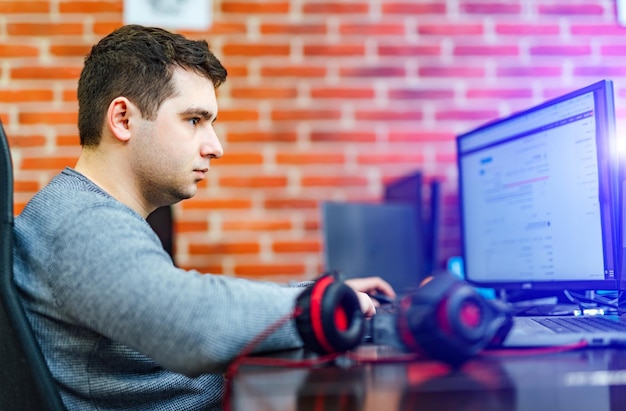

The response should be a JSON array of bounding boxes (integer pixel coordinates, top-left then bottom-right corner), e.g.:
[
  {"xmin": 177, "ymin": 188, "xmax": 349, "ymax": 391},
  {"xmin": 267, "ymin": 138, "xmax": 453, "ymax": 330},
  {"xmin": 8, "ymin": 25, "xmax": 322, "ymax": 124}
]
[{"xmin": 456, "ymin": 79, "xmax": 619, "ymax": 291}]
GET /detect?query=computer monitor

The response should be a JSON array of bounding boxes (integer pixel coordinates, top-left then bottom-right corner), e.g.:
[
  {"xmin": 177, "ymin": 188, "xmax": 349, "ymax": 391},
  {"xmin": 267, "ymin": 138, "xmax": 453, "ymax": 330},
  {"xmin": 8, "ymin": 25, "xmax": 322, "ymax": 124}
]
[{"xmin": 456, "ymin": 79, "xmax": 619, "ymax": 292}]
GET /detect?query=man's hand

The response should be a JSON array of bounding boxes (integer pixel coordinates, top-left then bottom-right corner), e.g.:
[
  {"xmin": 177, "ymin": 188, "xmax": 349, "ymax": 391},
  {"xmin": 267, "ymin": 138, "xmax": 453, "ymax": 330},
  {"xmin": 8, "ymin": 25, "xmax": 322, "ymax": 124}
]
[{"xmin": 344, "ymin": 277, "xmax": 396, "ymax": 318}]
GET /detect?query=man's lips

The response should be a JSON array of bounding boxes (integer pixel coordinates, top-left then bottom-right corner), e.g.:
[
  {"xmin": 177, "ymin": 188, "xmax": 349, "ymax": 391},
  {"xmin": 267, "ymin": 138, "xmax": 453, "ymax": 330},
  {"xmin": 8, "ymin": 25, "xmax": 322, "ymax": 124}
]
[{"xmin": 194, "ymin": 168, "xmax": 209, "ymax": 179}]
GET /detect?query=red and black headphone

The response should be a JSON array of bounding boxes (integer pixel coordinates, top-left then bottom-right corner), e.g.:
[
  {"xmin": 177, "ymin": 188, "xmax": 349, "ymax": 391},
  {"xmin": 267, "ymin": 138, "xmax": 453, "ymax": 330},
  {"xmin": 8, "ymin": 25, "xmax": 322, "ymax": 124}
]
[
  {"xmin": 294, "ymin": 272, "xmax": 366, "ymax": 354},
  {"xmin": 295, "ymin": 271, "xmax": 512, "ymax": 366},
  {"xmin": 395, "ymin": 271, "xmax": 512, "ymax": 366}
]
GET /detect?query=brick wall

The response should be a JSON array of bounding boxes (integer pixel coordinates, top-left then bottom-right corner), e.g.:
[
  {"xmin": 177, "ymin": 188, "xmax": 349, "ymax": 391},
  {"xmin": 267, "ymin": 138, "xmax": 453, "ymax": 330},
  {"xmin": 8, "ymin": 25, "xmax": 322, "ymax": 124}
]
[{"xmin": 2, "ymin": 0, "xmax": 625, "ymax": 282}]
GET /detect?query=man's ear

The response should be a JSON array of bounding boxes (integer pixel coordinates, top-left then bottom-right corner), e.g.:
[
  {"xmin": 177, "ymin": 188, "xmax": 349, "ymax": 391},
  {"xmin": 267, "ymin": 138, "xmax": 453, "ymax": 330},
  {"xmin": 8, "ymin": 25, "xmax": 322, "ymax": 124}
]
[{"xmin": 106, "ymin": 97, "xmax": 136, "ymax": 142}]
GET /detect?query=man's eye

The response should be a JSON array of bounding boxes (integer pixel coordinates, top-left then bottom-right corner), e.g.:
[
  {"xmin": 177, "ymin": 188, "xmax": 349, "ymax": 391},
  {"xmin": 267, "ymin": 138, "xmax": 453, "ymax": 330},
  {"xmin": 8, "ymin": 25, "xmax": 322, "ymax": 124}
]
[{"xmin": 189, "ymin": 118, "xmax": 200, "ymax": 126}]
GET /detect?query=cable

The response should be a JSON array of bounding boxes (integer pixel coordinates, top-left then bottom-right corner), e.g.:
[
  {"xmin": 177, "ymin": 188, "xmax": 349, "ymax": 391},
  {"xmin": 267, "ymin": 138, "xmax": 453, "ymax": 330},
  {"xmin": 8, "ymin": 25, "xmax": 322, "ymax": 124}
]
[{"xmin": 563, "ymin": 290, "xmax": 620, "ymax": 311}]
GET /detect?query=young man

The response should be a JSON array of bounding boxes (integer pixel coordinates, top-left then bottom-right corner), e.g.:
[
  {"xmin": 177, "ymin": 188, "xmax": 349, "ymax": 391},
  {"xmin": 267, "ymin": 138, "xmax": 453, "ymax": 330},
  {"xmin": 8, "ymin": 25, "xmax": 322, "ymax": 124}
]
[{"xmin": 13, "ymin": 25, "xmax": 395, "ymax": 410}]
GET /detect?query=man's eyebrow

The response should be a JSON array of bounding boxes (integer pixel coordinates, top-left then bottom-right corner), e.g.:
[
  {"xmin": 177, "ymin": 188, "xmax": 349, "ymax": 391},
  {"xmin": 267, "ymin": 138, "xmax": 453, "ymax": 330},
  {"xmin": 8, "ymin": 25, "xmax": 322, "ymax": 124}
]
[{"xmin": 180, "ymin": 108, "xmax": 216, "ymax": 121}]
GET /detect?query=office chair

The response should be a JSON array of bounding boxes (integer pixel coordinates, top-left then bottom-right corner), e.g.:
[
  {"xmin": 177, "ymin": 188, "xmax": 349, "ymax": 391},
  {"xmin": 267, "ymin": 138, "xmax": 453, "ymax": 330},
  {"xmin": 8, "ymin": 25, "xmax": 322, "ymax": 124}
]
[{"xmin": 0, "ymin": 121, "xmax": 66, "ymax": 410}]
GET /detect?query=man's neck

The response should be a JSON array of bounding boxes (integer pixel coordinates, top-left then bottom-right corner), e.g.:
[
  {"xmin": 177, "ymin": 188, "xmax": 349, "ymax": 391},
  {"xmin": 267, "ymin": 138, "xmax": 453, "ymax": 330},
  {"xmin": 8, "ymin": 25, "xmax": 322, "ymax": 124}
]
[{"xmin": 74, "ymin": 149, "xmax": 152, "ymax": 218}]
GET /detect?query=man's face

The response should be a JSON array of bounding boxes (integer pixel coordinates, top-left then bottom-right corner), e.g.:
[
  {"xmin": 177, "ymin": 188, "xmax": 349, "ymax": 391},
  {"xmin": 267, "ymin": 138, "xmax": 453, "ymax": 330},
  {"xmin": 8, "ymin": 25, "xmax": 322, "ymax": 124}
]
[{"xmin": 129, "ymin": 67, "xmax": 223, "ymax": 209}]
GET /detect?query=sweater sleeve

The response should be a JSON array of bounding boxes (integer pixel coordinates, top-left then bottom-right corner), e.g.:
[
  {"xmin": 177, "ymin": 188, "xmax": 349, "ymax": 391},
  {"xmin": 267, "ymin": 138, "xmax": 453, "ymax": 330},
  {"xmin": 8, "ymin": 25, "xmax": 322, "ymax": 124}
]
[{"xmin": 48, "ymin": 204, "xmax": 305, "ymax": 377}]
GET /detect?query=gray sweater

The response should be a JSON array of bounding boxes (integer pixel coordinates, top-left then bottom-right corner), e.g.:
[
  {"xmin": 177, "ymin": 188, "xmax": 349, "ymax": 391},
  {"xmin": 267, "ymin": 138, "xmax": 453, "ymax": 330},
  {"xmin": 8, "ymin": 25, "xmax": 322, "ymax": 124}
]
[{"xmin": 13, "ymin": 167, "xmax": 305, "ymax": 410}]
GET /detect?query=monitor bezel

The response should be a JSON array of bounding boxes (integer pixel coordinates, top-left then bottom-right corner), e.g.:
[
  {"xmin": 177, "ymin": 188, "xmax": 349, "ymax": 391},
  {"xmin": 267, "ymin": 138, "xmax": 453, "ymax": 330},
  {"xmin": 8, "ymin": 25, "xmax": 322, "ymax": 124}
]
[{"xmin": 456, "ymin": 79, "xmax": 619, "ymax": 291}]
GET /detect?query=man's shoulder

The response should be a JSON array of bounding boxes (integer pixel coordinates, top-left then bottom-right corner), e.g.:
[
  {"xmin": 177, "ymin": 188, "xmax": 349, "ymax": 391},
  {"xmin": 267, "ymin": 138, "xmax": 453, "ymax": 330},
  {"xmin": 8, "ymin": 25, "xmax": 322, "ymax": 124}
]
[{"xmin": 17, "ymin": 168, "xmax": 134, "ymax": 225}]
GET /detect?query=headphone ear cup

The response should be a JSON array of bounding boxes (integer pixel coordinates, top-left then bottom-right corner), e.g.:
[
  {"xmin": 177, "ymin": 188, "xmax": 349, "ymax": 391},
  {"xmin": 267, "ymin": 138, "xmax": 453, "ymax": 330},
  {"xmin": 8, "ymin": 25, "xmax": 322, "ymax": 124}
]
[
  {"xmin": 295, "ymin": 274, "xmax": 365, "ymax": 354},
  {"xmin": 396, "ymin": 271, "xmax": 511, "ymax": 366}
]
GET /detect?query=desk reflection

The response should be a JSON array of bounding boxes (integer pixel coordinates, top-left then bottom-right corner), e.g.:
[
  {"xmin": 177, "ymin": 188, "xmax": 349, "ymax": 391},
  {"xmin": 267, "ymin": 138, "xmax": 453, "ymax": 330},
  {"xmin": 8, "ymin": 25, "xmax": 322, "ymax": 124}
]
[{"xmin": 230, "ymin": 346, "xmax": 626, "ymax": 411}]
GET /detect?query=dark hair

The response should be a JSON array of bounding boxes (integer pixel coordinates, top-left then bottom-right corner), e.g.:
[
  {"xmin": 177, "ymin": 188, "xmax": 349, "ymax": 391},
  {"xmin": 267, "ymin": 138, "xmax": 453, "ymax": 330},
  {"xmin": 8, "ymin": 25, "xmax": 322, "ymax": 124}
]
[{"xmin": 77, "ymin": 24, "xmax": 227, "ymax": 147}]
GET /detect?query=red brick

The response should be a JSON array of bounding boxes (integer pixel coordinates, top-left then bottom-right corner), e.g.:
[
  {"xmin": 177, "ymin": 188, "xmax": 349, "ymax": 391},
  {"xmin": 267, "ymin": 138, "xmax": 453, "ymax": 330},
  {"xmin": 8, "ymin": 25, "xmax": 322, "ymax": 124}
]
[
  {"xmin": 227, "ymin": 131, "xmax": 297, "ymax": 143},
  {"xmin": 217, "ymin": 109, "xmax": 259, "ymax": 122},
  {"xmin": 271, "ymin": 109, "xmax": 341, "ymax": 121},
  {"xmin": 310, "ymin": 87, "xmax": 374, "ymax": 99},
  {"xmin": 175, "ymin": 221, "xmax": 210, "ymax": 233},
  {"xmin": 11, "ymin": 66, "xmax": 82, "ymax": 80},
  {"xmin": 222, "ymin": 220, "xmax": 292, "ymax": 231},
  {"xmin": 466, "ymin": 88, "xmax": 533, "ymax": 99},
  {"xmin": 14, "ymin": 180, "xmax": 40, "ymax": 193},
  {"xmin": 206, "ymin": 22, "xmax": 248, "ymax": 35},
  {"xmin": 418, "ymin": 66, "xmax": 485, "ymax": 78},
  {"xmin": 388, "ymin": 131, "xmax": 456, "ymax": 142},
  {"xmin": 304, "ymin": 219, "xmax": 320, "ymax": 231},
  {"xmin": 93, "ymin": 22, "xmax": 123, "ymax": 36},
  {"xmin": 264, "ymin": 198, "xmax": 318, "ymax": 209},
  {"xmin": 355, "ymin": 110, "xmax": 423, "ymax": 121},
  {"xmin": 418, "ymin": 24, "xmax": 484, "ymax": 36},
  {"xmin": 454, "ymin": 45, "xmax": 519, "ymax": 56},
  {"xmin": 389, "ymin": 88, "xmax": 454, "ymax": 100},
  {"xmin": 497, "ymin": 66, "xmax": 562, "ymax": 77},
  {"xmin": 216, "ymin": 153, "xmax": 264, "ymax": 166},
  {"xmin": 435, "ymin": 109, "xmax": 500, "ymax": 122},
  {"xmin": 0, "ymin": 43, "xmax": 39, "ymax": 57},
  {"xmin": 222, "ymin": 43, "xmax": 290, "ymax": 57},
  {"xmin": 273, "ymin": 241, "xmax": 321, "ymax": 253},
  {"xmin": 63, "ymin": 89, "xmax": 78, "ymax": 102},
  {"xmin": 260, "ymin": 23, "xmax": 326, "ymax": 35},
  {"xmin": 0, "ymin": 89, "xmax": 53, "ymax": 103},
  {"xmin": 378, "ymin": 44, "xmax": 442, "ymax": 57},
  {"xmin": 573, "ymin": 66, "xmax": 626, "ymax": 77},
  {"xmin": 0, "ymin": 1, "xmax": 49, "ymax": 13},
  {"xmin": 571, "ymin": 25, "xmax": 626, "ymax": 36},
  {"xmin": 221, "ymin": 65, "xmax": 248, "ymax": 78},
  {"xmin": 190, "ymin": 242, "xmax": 260, "ymax": 255},
  {"xmin": 18, "ymin": 111, "xmax": 77, "ymax": 125},
  {"xmin": 57, "ymin": 134, "xmax": 80, "ymax": 147},
  {"xmin": 8, "ymin": 23, "xmax": 84, "ymax": 36},
  {"xmin": 276, "ymin": 153, "xmax": 344, "ymax": 165},
  {"xmin": 340, "ymin": 66, "xmax": 405, "ymax": 78},
  {"xmin": 230, "ymin": 87, "xmax": 298, "ymax": 99},
  {"xmin": 219, "ymin": 176, "xmax": 288, "ymax": 188},
  {"xmin": 7, "ymin": 134, "xmax": 47, "ymax": 148},
  {"xmin": 496, "ymin": 24, "xmax": 560, "ymax": 35},
  {"xmin": 310, "ymin": 131, "xmax": 376, "ymax": 143},
  {"xmin": 461, "ymin": 2, "xmax": 521, "ymax": 14},
  {"xmin": 14, "ymin": 202, "xmax": 27, "ymax": 215},
  {"xmin": 234, "ymin": 263, "xmax": 305, "ymax": 277},
  {"xmin": 301, "ymin": 176, "xmax": 368, "ymax": 187},
  {"xmin": 21, "ymin": 156, "xmax": 76, "ymax": 171},
  {"xmin": 357, "ymin": 153, "xmax": 424, "ymax": 165},
  {"xmin": 50, "ymin": 44, "xmax": 92, "ymax": 57},
  {"xmin": 537, "ymin": 4, "xmax": 604, "ymax": 15},
  {"xmin": 339, "ymin": 23, "xmax": 405, "ymax": 36},
  {"xmin": 222, "ymin": 2, "xmax": 290, "ymax": 14},
  {"xmin": 529, "ymin": 45, "xmax": 592, "ymax": 56},
  {"xmin": 59, "ymin": 1, "xmax": 122, "ymax": 13},
  {"xmin": 182, "ymin": 198, "xmax": 252, "ymax": 210},
  {"xmin": 382, "ymin": 3, "xmax": 446, "ymax": 14},
  {"xmin": 303, "ymin": 44, "xmax": 365, "ymax": 57},
  {"xmin": 261, "ymin": 65, "xmax": 327, "ymax": 78},
  {"xmin": 303, "ymin": 2, "xmax": 369, "ymax": 14},
  {"xmin": 601, "ymin": 46, "xmax": 626, "ymax": 56}
]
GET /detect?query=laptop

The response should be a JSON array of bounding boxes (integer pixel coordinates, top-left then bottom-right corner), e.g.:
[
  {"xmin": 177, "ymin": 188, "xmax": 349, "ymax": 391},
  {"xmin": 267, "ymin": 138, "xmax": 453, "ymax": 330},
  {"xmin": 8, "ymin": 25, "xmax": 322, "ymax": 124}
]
[{"xmin": 456, "ymin": 79, "xmax": 626, "ymax": 348}]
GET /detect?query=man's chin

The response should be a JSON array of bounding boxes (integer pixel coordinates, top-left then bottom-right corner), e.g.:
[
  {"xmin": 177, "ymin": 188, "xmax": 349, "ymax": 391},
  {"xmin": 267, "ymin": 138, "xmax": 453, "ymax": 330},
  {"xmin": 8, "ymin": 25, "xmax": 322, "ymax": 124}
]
[{"xmin": 165, "ymin": 188, "xmax": 196, "ymax": 205}]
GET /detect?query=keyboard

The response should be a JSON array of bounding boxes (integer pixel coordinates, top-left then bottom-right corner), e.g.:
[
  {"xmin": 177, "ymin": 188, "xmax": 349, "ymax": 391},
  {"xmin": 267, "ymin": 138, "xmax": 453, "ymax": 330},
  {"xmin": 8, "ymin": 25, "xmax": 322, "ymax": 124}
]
[{"xmin": 533, "ymin": 316, "xmax": 626, "ymax": 334}]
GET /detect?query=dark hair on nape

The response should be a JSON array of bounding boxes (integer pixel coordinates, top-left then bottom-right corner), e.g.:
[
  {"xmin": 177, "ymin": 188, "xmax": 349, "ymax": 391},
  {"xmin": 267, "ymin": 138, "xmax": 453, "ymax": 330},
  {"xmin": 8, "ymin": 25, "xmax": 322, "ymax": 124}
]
[{"xmin": 77, "ymin": 25, "xmax": 227, "ymax": 147}]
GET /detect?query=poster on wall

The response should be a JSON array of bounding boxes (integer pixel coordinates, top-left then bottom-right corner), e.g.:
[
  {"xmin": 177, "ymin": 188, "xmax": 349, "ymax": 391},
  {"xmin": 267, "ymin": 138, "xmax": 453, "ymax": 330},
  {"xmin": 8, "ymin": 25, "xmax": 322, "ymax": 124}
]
[{"xmin": 123, "ymin": 0, "xmax": 212, "ymax": 30}]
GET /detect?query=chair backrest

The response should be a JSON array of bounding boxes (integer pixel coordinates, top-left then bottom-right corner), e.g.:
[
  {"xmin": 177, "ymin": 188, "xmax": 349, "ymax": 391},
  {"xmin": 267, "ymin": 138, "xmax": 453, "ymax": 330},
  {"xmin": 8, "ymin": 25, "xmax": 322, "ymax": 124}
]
[{"xmin": 0, "ymin": 121, "xmax": 66, "ymax": 410}]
